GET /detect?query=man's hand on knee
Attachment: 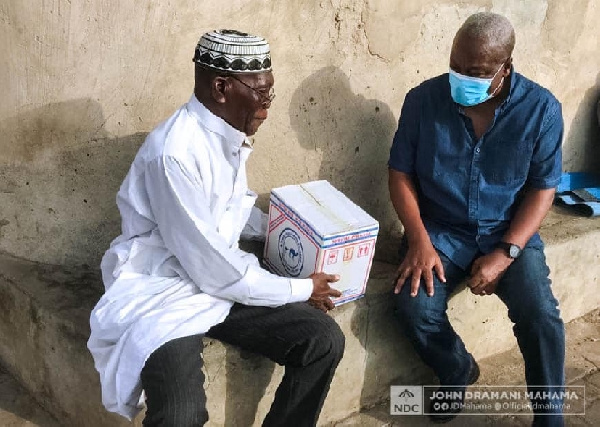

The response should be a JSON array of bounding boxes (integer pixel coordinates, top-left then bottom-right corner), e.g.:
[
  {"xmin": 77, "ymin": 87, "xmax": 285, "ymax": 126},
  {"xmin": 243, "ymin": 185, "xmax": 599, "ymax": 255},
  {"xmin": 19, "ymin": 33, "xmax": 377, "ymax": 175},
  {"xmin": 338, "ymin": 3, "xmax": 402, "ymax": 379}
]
[{"xmin": 394, "ymin": 240, "xmax": 446, "ymax": 297}]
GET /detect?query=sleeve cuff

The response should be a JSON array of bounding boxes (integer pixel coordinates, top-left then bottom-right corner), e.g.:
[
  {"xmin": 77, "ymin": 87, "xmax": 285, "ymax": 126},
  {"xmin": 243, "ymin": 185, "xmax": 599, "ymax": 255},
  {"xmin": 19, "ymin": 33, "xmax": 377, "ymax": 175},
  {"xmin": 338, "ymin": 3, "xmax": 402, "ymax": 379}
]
[
  {"xmin": 288, "ymin": 278, "xmax": 313, "ymax": 303},
  {"xmin": 388, "ymin": 162, "xmax": 413, "ymax": 174},
  {"xmin": 528, "ymin": 177, "xmax": 561, "ymax": 189}
]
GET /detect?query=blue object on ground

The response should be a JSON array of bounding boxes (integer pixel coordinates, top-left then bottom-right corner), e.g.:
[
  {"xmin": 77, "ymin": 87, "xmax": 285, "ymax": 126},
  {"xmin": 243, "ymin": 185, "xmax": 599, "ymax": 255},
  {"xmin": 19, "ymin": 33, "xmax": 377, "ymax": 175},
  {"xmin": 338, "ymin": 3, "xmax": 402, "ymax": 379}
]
[{"xmin": 554, "ymin": 172, "xmax": 600, "ymax": 217}]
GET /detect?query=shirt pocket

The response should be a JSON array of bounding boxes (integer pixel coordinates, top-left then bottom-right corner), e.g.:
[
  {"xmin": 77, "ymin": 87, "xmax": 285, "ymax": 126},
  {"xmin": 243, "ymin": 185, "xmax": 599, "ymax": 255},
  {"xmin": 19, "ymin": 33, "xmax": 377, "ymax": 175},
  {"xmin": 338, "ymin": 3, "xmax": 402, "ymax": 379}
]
[{"xmin": 482, "ymin": 138, "xmax": 534, "ymax": 185}]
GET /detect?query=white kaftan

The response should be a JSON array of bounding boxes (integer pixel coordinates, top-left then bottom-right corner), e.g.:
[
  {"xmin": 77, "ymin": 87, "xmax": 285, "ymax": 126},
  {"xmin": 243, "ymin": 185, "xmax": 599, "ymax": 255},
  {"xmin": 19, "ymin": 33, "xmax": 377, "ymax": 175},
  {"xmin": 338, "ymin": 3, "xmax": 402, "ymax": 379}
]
[{"xmin": 87, "ymin": 95, "xmax": 313, "ymax": 419}]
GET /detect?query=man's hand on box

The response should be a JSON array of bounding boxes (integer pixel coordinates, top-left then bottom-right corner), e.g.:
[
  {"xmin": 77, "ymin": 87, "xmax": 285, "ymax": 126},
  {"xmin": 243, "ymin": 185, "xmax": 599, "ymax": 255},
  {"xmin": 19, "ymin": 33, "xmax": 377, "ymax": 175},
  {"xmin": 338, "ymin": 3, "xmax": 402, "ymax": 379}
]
[
  {"xmin": 310, "ymin": 273, "xmax": 341, "ymax": 297},
  {"xmin": 308, "ymin": 272, "xmax": 340, "ymax": 313}
]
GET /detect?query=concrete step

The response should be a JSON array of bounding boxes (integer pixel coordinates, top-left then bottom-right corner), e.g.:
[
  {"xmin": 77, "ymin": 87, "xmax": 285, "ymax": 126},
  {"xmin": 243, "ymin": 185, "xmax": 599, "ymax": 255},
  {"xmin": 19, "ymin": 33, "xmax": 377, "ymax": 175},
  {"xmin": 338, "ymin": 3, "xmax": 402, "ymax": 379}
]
[
  {"xmin": 330, "ymin": 309, "xmax": 600, "ymax": 426},
  {"xmin": 0, "ymin": 363, "xmax": 60, "ymax": 426},
  {"xmin": 0, "ymin": 207, "xmax": 598, "ymax": 426}
]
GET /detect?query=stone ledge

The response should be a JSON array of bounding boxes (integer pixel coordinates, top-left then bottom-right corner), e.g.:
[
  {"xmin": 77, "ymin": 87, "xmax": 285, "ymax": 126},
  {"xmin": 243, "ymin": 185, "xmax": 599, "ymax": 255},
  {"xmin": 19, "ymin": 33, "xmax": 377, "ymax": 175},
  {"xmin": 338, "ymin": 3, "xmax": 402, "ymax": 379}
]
[{"xmin": 0, "ymin": 207, "xmax": 598, "ymax": 426}]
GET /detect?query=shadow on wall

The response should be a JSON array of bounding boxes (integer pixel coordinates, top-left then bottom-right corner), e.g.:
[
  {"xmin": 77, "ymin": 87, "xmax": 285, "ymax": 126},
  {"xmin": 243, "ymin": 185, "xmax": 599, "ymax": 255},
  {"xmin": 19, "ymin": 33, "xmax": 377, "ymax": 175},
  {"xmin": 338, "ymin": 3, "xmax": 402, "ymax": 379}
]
[
  {"xmin": 289, "ymin": 66, "xmax": 402, "ymax": 264},
  {"xmin": 0, "ymin": 99, "xmax": 148, "ymax": 424},
  {"xmin": 0, "ymin": 98, "xmax": 107, "ymax": 164},
  {"xmin": 288, "ymin": 67, "xmax": 434, "ymax": 419},
  {"xmin": 0, "ymin": 99, "xmax": 146, "ymax": 267},
  {"xmin": 564, "ymin": 72, "xmax": 600, "ymax": 172}
]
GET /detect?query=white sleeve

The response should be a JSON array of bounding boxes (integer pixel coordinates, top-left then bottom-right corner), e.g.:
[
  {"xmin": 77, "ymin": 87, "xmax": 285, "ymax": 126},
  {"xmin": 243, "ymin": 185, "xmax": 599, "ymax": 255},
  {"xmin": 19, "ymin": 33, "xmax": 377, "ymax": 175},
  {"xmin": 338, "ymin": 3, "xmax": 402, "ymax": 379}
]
[
  {"xmin": 144, "ymin": 156, "xmax": 313, "ymax": 306},
  {"xmin": 241, "ymin": 206, "xmax": 269, "ymax": 241}
]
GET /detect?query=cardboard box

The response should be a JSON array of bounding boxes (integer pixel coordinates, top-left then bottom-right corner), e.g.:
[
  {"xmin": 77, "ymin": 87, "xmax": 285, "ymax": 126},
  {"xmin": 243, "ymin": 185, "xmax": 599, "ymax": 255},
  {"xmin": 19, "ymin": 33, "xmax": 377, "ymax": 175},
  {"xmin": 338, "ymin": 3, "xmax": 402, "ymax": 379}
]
[{"xmin": 264, "ymin": 180, "xmax": 379, "ymax": 305}]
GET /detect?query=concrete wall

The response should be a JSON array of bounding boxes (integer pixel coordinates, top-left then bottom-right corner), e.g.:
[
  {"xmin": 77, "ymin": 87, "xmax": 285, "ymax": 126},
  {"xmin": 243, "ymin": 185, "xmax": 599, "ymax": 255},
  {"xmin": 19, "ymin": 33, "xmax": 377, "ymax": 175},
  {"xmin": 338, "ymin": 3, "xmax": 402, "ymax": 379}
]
[{"xmin": 1, "ymin": 0, "xmax": 599, "ymax": 267}]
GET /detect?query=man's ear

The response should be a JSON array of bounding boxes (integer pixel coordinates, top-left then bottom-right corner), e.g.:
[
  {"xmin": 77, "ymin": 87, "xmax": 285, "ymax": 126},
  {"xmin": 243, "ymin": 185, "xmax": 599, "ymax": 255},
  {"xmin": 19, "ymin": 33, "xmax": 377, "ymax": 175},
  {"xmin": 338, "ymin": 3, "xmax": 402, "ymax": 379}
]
[
  {"xmin": 503, "ymin": 57, "xmax": 513, "ymax": 76},
  {"xmin": 211, "ymin": 76, "xmax": 229, "ymax": 104}
]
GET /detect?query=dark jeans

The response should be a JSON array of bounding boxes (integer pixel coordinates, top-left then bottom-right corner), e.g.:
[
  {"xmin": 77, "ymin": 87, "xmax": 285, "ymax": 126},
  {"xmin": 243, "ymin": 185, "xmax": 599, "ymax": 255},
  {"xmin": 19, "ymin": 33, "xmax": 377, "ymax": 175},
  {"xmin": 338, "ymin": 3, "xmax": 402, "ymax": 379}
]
[
  {"xmin": 394, "ymin": 244, "xmax": 565, "ymax": 427},
  {"xmin": 140, "ymin": 302, "xmax": 345, "ymax": 427}
]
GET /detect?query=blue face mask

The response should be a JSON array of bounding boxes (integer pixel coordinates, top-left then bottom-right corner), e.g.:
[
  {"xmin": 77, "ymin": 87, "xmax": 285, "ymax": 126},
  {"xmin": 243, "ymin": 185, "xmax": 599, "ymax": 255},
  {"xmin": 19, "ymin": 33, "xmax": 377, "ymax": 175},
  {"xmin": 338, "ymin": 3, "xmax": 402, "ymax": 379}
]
[{"xmin": 449, "ymin": 64, "xmax": 504, "ymax": 106}]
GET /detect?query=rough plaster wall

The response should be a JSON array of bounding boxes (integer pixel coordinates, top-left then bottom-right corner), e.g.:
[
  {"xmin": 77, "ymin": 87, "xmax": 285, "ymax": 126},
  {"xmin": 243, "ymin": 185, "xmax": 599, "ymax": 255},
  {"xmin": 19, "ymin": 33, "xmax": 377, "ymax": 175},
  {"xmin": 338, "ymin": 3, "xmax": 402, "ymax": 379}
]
[{"xmin": 1, "ymin": 0, "xmax": 599, "ymax": 266}]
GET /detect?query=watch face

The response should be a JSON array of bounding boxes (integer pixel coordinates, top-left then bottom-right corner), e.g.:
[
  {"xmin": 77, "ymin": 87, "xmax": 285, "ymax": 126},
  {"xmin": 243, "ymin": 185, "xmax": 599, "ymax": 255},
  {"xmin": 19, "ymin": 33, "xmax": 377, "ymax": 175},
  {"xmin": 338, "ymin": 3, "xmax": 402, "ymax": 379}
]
[{"xmin": 509, "ymin": 245, "xmax": 520, "ymax": 258}]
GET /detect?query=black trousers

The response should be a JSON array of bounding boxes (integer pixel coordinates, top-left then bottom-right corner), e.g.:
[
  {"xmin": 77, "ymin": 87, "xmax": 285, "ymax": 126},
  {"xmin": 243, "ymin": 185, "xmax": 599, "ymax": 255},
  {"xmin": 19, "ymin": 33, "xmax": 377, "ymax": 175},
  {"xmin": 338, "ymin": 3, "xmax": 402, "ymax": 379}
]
[{"xmin": 140, "ymin": 302, "xmax": 345, "ymax": 427}]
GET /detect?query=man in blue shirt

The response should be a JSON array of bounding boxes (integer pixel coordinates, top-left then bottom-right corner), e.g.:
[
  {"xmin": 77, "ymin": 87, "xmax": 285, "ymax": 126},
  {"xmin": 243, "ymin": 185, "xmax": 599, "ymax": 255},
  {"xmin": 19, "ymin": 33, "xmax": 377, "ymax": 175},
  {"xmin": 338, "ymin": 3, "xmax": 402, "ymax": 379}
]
[{"xmin": 388, "ymin": 12, "xmax": 564, "ymax": 426}]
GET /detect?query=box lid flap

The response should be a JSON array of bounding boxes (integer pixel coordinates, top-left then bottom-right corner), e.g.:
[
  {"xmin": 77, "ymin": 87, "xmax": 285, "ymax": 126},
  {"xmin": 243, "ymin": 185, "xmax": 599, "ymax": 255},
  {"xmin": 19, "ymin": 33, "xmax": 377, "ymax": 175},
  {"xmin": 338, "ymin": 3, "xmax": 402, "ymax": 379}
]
[{"xmin": 271, "ymin": 180, "xmax": 378, "ymax": 236}]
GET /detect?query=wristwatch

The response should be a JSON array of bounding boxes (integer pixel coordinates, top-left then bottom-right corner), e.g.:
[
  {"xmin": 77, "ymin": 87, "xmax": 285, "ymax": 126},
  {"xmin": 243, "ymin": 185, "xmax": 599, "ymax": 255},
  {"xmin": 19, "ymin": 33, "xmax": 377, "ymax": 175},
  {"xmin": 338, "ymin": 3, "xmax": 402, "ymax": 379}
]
[{"xmin": 497, "ymin": 242, "xmax": 522, "ymax": 259}]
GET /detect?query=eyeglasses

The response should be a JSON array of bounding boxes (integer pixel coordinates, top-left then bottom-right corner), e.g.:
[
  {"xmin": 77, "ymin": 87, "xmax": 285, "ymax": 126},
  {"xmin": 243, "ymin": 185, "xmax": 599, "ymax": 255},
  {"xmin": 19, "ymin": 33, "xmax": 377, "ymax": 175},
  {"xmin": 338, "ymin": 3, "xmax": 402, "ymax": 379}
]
[{"xmin": 228, "ymin": 75, "xmax": 276, "ymax": 105}]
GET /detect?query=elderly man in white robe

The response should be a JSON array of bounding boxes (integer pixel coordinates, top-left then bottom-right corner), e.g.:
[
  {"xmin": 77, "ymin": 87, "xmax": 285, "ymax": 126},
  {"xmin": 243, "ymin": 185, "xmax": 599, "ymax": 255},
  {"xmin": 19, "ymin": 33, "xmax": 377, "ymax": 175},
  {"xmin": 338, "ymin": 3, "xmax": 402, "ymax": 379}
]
[{"xmin": 88, "ymin": 29, "xmax": 344, "ymax": 427}]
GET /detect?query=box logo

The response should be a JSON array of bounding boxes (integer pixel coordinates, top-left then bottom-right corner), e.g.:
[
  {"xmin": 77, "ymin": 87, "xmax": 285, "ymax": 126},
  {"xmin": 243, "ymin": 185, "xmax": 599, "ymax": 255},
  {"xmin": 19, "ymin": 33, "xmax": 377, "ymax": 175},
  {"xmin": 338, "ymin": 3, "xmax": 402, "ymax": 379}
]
[
  {"xmin": 391, "ymin": 386, "xmax": 423, "ymax": 415},
  {"xmin": 278, "ymin": 228, "xmax": 304, "ymax": 277}
]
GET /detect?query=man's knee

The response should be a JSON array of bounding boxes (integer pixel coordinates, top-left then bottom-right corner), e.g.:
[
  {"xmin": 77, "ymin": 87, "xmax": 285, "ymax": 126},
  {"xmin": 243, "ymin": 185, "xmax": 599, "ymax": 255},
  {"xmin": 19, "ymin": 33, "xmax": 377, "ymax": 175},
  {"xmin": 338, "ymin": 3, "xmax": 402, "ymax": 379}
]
[
  {"xmin": 511, "ymin": 298, "xmax": 563, "ymax": 334},
  {"xmin": 393, "ymin": 287, "xmax": 444, "ymax": 330},
  {"xmin": 292, "ymin": 313, "xmax": 345, "ymax": 367},
  {"xmin": 499, "ymin": 247, "xmax": 563, "ymax": 326},
  {"xmin": 316, "ymin": 315, "xmax": 345, "ymax": 363},
  {"xmin": 502, "ymin": 283, "xmax": 563, "ymax": 334}
]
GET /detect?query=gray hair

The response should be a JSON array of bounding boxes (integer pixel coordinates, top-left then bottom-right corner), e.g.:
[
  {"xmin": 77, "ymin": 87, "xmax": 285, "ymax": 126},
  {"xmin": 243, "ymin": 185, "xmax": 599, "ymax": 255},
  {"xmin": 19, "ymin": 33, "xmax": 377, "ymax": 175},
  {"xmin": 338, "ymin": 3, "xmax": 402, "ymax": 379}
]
[{"xmin": 458, "ymin": 12, "xmax": 515, "ymax": 57}]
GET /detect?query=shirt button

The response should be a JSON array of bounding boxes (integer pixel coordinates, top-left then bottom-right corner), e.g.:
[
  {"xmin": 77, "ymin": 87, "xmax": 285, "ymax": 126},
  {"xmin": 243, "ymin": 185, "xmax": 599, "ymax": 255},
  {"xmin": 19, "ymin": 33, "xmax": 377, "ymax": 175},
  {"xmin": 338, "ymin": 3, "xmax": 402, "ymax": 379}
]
[{"xmin": 475, "ymin": 147, "xmax": 481, "ymax": 153}]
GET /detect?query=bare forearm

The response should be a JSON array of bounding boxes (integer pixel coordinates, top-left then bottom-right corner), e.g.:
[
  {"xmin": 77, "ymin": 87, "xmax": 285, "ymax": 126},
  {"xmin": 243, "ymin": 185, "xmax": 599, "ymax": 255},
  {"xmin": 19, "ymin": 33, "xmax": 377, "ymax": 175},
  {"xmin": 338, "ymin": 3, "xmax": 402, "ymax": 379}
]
[
  {"xmin": 388, "ymin": 169, "xmax": 430, "ymax": 244},
  {"xmin": 389, "ymin": 169, "xmax": 445, "ymax": 295},
  {"xmin": 502, "ymin": 187, "xmax": 556, "ymax": 247}
]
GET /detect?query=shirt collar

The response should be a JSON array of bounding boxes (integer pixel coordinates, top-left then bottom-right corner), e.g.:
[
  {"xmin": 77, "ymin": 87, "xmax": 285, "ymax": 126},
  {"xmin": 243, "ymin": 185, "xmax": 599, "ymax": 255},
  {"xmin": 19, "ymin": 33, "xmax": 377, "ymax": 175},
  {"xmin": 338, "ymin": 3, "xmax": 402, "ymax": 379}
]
[{"xmin": 186, "ymin": 94, "xmax": 248, "ymax": 150}]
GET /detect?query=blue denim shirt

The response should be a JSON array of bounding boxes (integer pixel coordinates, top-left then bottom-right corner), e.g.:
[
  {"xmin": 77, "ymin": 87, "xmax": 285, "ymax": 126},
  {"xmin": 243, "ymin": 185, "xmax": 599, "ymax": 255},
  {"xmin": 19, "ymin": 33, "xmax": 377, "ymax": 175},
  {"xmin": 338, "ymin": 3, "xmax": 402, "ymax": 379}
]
[{"xmin": 388, "ymin": 69, "xmax": 563, "ymax": 269}]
